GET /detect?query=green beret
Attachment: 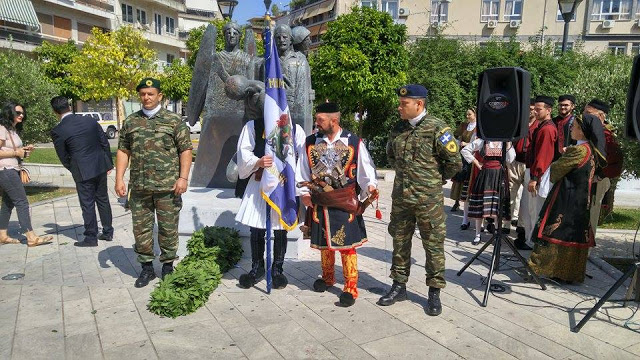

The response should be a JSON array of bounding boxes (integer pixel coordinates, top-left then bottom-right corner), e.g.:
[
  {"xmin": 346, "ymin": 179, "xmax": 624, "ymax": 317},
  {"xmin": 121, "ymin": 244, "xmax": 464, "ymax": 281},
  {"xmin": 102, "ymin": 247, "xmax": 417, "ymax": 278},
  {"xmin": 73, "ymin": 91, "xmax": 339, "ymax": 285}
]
[{"xmin": 136, "ymin": 77, "xmax": 161, "ymax": 92}]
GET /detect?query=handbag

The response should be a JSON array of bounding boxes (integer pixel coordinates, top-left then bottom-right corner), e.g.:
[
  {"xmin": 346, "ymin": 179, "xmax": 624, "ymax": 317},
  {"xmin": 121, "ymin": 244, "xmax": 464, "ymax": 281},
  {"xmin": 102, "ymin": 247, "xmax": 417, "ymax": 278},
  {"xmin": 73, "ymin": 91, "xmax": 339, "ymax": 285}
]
[
  {"xmin": 311, "ymin": 183, "xmax": 359, "ymax": 214},
  {"xmin": 7, "ymin": 131, "xmax": 30, "ymax": 184}
]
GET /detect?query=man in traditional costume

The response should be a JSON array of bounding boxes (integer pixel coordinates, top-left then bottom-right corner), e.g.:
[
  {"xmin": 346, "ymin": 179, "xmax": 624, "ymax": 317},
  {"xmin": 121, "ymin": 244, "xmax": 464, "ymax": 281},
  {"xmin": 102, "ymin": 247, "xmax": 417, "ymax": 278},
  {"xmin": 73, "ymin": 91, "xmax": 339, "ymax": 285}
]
[
  {"xmin": 553, "ymin": 94, "xmax": 577, "ymax": 160},
  {"xmin": 229, "ymin": 75, "xmax": 307, "ymax": 289},
  {"xmin": 520, "ymin": 95, "xmax": 557, "ymax": 250},
  {"xmin": 296, "ymin": 102, "xmax": 377, "ymax": 307}
]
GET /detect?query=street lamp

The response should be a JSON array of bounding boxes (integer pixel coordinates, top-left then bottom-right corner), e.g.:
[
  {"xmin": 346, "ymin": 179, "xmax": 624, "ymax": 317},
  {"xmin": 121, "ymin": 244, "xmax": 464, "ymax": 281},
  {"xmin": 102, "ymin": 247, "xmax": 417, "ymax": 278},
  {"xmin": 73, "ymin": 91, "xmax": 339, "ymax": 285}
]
[
  {"xmin": 558, "ymin": 0, "xmax": 582, "ymax": 53},
  {"xmin": 219, "ymin": 0, "xmax": 239, "ymax": 20}
]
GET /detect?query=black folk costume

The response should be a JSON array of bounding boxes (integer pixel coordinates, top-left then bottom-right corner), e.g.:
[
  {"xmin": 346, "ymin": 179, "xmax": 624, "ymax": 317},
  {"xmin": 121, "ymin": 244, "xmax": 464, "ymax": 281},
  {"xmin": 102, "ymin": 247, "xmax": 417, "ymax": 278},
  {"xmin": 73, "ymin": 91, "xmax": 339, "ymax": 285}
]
[
  {"xmin": 296, "ymin": 129, "xmax": 377, "ymax": 306},
  {"xmin": 450, "ymin": 121, "xmax": 476, "ymax": 202}
]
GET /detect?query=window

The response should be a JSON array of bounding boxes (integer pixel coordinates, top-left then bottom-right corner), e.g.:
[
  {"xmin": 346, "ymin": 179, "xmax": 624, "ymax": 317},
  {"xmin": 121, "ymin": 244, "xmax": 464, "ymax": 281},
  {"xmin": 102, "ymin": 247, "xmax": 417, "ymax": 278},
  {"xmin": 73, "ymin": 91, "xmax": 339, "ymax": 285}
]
[
  {"xmin": 481, "ymin": 0, "xmax": 500, "ymax": 22},
  {"xmin": 165, "ymin": 16, "xmax": 175, "ymax": 35},
  {"xmin": 121, "ymin": 4, "xmax": 133, "ymax": 23},
  {"xmin": 431, "ymin": 1, "xmax": 449, "ymax": 23},
  {"xmin": 554, "ymin": 41, "xmax": 574, "ymax": 55},
  {"xmin": 591, "ymin": 0, "xmax": 632, "ymax": 20},
  {"xmin": 609, "ymin": 42, "xmax": 627, "ymax": 55},
  {"xmin": 166, "ymin": 54, "xmax": 175, "ymax": 64},
  {"xmin": 381, "ymin": 1, "xmax": 398, "ymax": 19},
  {"xmin": 154, "ymin": 13, "xmax": 162, "ymax": 34},
  {"xmin": 557, "ymin": 5, "xmax": 577, "ymax": 21},
  {"xmin": 361, "ymin": 0, "xmax": 377, "ymax": 8},
  {"xmin": 503, "ymin": 0, "xmax": 522, "ymax": 21},
  {"xmin": 632, "ymin": 42, "xmax": 640, "ymax": 55},
  {"xmin": 136, "ymin": 9, "xmax": 147, "ymax": 25}
]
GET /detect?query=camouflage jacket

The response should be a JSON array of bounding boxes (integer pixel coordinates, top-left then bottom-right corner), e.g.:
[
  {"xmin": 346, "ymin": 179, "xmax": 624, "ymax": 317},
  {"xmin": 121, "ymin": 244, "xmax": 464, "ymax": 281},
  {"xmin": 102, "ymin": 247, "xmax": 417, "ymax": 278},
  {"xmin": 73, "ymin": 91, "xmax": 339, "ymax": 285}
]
[
  {"xmin": 118, "ymin": 108, "xmax": 192, "ymax": 191},
  {"xmin": 386, "ymin": 115, "xmax": 461, "ymax": 204}
]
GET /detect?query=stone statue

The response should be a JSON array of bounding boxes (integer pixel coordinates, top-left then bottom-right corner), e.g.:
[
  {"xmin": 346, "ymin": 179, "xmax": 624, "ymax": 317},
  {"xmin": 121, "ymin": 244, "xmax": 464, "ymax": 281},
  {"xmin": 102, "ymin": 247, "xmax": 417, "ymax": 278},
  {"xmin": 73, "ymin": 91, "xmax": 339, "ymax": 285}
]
[
  {"xmin": 186, "ymin": 22, "xmax": 255, "ymax": 188},
  {"xmin": 274, "ymin": 24, "xmax": 313, "ymax": 134},
  {"xmin": 292, "ymin": 26, "xmax": 311, "ymax": 57}
]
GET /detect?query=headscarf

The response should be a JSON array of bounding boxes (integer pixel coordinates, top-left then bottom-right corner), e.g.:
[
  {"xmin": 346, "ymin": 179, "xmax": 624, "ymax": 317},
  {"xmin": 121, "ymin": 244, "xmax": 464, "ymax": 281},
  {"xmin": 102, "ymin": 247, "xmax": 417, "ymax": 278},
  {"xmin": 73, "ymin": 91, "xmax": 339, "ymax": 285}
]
[{"xmin": 575, "ymin": 114, "xmax": 607, "ymax": 169}]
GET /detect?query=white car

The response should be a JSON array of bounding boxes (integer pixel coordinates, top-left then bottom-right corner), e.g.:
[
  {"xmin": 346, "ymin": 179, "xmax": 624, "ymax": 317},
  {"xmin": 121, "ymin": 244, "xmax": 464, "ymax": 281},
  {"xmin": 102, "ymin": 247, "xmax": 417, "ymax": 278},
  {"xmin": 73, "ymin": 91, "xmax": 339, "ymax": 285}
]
[
  {"xmin": 183, "ymin": 116, "xmax": 201, "ymax": 133},
  {"xmin": 76, "ymin": 112, "xmax": 118, "ymax": 139}
]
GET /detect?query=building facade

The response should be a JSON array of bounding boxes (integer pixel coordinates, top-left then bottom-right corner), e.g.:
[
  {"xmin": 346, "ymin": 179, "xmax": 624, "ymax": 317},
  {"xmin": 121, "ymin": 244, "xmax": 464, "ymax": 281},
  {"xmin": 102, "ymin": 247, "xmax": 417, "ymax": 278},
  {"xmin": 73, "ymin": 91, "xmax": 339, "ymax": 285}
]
[{"xmin": 278, "ymin": 0, "xmax": 640, "ymax": 55}]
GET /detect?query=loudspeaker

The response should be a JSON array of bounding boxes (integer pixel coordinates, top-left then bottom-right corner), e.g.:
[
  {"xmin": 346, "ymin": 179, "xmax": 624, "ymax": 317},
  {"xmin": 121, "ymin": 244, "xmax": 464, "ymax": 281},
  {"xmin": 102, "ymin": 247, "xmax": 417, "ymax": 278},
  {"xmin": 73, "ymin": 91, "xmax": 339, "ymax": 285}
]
[
  {"xmin": 476, "ymin": 67, "xmax": 531, "ymax": 141},
  {"xmin": 625, "ymin": 55, "xmax": 640, "ymax": 142}
]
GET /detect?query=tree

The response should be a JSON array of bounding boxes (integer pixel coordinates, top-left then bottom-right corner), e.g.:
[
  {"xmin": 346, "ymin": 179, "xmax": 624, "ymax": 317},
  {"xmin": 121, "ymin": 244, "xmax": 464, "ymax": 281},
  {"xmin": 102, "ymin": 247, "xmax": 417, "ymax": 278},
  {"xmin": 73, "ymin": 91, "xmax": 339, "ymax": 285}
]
[
  {"xmin": 160, "ymin": 59, "xmax": 192, "ymax": 103},
  {"xmin": 271, "ymin": 3, "xmax": 282, "ymax": 16},
  {"xmin": 34, "ymin": 40, "xmax": 81, "ymax": 105},
  {"xmin": 0, "ymin": 51, "xmax": 59, "ymax": 143},
  {"xmin": 309, "ymin": 6, "xmax": 408, "ymax": 139},
  {"xmin": 185, "ymin": 19, "xmax": 264, "ymax": 69},
  {"xmin": 70, "ymin": 26, "xmax": 156, "ymax": 128}
]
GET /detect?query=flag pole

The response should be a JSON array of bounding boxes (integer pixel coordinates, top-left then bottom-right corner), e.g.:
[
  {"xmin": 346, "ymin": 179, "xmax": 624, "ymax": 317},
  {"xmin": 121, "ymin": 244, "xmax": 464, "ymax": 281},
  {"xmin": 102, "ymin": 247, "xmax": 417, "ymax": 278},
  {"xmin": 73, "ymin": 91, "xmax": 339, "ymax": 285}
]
[{"xmin": 264, "ymin": 2, "xmax": 273, "ymax": 295}]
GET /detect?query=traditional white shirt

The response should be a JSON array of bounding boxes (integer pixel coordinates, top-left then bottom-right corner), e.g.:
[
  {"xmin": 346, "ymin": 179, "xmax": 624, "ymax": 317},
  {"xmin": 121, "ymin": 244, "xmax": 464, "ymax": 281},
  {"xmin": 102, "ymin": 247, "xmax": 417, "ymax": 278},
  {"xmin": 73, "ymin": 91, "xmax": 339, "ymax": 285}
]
[
  {"xmin": 296, "ymin": 128, "xmax": 377, "ymax": 200},
  {"xmin": 235, "ymin": 120, "xmax": 306, "ymax": 230},
  {"xmin": 408, "ymin": 109, "xmax": 427, "ymax": 127},
  {"xmin": 142, "ymin": 104, "xmax": 161, "ymax": 118},
  {"xmin": 461, "ymin": 138, "xmax": 516, "ymax": 164}
]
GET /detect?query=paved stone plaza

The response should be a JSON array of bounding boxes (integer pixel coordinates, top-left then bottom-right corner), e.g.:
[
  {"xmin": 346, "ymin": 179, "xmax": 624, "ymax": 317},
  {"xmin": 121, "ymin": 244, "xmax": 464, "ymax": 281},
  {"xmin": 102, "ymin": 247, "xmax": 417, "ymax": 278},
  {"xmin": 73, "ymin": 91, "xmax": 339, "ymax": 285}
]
[{"xmin": 1, "ymin": 172, "xmax": 639, "ymax": 359}]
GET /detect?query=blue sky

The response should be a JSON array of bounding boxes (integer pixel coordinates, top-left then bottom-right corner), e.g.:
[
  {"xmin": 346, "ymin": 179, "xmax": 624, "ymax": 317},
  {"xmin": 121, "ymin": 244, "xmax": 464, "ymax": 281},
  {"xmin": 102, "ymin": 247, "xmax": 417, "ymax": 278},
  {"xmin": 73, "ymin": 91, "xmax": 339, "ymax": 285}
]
[{"xmin": 232, "ymin": 0, "xmax": 290, "ymax": 25}]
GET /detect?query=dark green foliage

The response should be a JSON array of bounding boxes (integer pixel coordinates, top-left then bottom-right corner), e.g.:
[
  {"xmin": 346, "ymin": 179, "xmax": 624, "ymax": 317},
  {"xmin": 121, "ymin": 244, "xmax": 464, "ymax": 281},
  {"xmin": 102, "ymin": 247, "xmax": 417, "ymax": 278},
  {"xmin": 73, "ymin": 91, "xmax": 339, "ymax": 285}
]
[
  {"xmin": 34, "ymin": 40, "xmax": 81, "ymax": 101},
  {"xmin": 0, "ymin": 50, "xmax": 59, "ymax": 143},
  {"xmin": 148, "ymin": 226, "xmax": 243, "ymax": 318}
]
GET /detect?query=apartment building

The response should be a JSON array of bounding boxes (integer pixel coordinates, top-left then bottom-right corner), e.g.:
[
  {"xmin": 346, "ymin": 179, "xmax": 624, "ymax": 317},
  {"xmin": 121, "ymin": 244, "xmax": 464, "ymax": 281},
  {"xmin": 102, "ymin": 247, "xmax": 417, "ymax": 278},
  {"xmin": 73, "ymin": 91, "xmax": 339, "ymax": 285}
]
[{"xmin": 278, "ymin": 0, "xmax": 640, "ymax": 55}]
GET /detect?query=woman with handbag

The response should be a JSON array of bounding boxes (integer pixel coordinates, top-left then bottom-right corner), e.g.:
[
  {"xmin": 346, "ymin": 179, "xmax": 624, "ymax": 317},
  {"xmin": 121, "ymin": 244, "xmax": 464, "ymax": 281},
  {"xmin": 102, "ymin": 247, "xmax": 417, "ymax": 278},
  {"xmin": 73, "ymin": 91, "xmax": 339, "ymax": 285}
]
[{"xmin": 0, "ymin": 102, "xmax": 52, "ymax": 246}]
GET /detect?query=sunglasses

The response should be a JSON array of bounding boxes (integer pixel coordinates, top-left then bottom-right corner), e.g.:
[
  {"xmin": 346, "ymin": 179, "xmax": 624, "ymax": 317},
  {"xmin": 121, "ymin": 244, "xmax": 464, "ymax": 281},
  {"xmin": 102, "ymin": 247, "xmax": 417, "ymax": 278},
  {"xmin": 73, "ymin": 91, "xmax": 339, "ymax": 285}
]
[{"xmin": 15, "ymin": 111, "xmax": 24, "ymax": 116}]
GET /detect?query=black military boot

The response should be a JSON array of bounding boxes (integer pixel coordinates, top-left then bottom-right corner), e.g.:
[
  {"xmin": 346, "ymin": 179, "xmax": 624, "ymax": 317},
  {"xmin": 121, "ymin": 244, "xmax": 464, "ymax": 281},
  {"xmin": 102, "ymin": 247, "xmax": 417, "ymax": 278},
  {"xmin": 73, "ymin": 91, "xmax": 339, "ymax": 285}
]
[
  {"xmin": 377, "ymin": 281, "xmax": 407, "ymax": 306},
  {"xmin": 514, "ymin": 226, "xmax": 532, "ymax": 250},
  {"xmin": 161, "ymin": 262, "xmax": 174, "ymax": 279},
  {"xmin": 426, "ymin": 287, "xmax": 442, "ymax": 316},
  {"xmin": 135, "ymin": 262, "xmax": 156, "ymax": 288},
  {"xmin": 239, "ymin": 228, "xmax": 266, "ymax": 289},
  {"xmin": 272, "ymin": 230, "xmax": 289, "ymax": 289}
]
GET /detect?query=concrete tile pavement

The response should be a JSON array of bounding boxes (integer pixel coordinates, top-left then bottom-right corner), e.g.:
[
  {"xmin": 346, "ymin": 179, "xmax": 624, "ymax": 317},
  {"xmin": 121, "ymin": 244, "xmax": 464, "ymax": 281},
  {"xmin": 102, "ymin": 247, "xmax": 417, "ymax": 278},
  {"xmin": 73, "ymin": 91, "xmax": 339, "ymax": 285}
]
[{"xmin": 0, "ymin": 173, "xmax": 638, "ymax": 359}]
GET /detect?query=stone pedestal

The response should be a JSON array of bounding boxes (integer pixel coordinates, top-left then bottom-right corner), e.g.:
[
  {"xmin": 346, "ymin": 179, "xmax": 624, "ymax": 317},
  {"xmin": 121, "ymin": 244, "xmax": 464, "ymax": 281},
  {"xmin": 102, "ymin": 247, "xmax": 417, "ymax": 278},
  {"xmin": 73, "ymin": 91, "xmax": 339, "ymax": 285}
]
[{"xmin": 177, "ymin": 187, "xmax": 305, "ymax": 259}]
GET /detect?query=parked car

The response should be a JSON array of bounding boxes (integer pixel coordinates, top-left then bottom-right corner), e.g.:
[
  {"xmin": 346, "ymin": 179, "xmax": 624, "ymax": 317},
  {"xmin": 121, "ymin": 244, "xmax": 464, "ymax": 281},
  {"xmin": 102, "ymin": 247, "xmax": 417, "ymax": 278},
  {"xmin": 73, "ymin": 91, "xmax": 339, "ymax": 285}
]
[
  {"xmin": 182, "ymin": 116, "xmax": 202, "ymax": 134},
  {"xmin": 76, "ymin": 112, "xmax": 118, "ymax": 139}
]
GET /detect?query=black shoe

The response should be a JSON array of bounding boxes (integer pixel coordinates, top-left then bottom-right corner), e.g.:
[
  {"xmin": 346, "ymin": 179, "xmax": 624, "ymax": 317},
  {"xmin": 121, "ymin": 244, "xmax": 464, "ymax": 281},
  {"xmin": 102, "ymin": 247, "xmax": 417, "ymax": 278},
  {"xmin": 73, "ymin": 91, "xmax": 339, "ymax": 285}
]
[
  {"xmin": 486, "ymin": 222, "xmax": 496, "ymax": 234},
  {"xmin": 98, "ymin": 233, "xmax": 113, "ymax": 241},
  {"xmin": 161, "ymin": 262, "xmax": 173, "ymax": 279},
  {"xmin": 135, "ymin": 262, "xmax": 156, "ymax": 288},
  {"xmin": 516, "ymin": 226, "xmax": 525, "ymax": 235},
  {"xmin": 450, "ymin": 202, "xmax": 460, "ymax": 212},
  {"xmin": 514, "ymin": 233, "xmax": 533, "ymax": 251},
  {"xmin": 313, "ymin": 279, "xmax": 328, "ymax": 292},
  {"xmin": 272, "ymin": 230, "xmax": 288, "ymax": 290},
  {"xmin": 511, "ymin": 220, "xmax": 519, "ymax": 227},
  {"xmin": 74, "ymin": 238, "xmax": 98, "ymax": 247},
  {"xmin": 339, "ymin": 292, "xmax": 355, "ymax": 307},
  {"xmin": 426, "ymin": 287, "xmax": 442, "ymax": 316},
  {"xmin": 377, "ymin": 281, "xmax": 407, "ymax": 306},
  {"xmin": 238, "ymin": 261, "xmax": 265, "ymax": 289},
  {"xmin": 501, "ymin": 228, "xmax": 510, "ymax": 235},
  {"xmin": 460, "ymin": 222, "xmax": 470, "ymax": 230}
]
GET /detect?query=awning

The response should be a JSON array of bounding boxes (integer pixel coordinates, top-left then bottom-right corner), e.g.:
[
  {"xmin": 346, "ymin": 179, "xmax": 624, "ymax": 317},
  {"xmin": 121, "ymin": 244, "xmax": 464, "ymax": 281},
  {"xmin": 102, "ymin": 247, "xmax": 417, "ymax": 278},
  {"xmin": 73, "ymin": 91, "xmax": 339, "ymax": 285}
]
[
  {"xmin": 302, "ymin": 0, "xmax": 335, "ymax": 20},
  {"xmin": 0, "ymin": 0, "xmax": 40, "ymax": 29},
  {"xmin": 290, "ymin": 9, "xmax": 305, "ymax": 25}
]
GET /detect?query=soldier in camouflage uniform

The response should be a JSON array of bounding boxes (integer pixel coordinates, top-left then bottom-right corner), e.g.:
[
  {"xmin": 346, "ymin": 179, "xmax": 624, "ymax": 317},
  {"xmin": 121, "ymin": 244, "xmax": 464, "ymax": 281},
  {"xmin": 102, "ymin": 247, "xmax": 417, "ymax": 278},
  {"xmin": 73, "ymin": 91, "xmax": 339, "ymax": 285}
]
[
  {"xmin": 378, "ymin": 84, "xmax": 461, "ymax": 316},
  {"xmin": 115, "ymin": 78, "xmax": 193, "ymax": 288}
]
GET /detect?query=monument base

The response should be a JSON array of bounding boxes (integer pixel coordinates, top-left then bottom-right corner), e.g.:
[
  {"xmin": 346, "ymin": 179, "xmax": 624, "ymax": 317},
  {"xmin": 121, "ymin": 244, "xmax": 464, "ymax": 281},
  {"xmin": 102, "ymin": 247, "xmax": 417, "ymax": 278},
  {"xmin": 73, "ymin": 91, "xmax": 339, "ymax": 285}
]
[{"xmin": 177, "ymin": 187, "xmax": 306, "ymax": 259}]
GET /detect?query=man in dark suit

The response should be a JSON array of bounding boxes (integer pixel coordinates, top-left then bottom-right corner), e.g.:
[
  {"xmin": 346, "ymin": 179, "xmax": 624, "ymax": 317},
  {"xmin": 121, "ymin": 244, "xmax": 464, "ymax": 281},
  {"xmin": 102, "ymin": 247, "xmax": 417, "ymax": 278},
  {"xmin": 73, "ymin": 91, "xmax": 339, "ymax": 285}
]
[{"xmin": 50, "ymin": 96, "xmax": 114, "ymax": 247}]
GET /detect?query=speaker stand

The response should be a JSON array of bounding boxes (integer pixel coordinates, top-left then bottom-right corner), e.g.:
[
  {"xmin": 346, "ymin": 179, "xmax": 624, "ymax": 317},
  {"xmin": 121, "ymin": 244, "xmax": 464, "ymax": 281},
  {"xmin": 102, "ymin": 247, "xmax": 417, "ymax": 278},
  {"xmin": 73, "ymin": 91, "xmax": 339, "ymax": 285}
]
[{"xmin": 456, "ymin": 142, "xmax": 546, "ymax": 307}]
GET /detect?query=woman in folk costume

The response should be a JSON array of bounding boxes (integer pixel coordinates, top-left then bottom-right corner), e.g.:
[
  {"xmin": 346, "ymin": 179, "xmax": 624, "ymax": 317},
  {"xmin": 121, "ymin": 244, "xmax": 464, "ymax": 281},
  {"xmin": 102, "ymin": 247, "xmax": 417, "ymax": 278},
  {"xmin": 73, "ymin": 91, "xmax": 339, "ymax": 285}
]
[
  {"xmin": 528, "ymin": 114, "xmax": 607, "ymax": 283},
  {"xmin": 461, "ymin": 136, "xmax": 515, "ymax": 245},
  {"xmin": 296, "ymin": 102, "xmax": 378, "ymax": 307},
  {"xmin": 230, "ymin": 75, "xmax": 307, "ymax": 289},
  {"xmin": 450, "ymin": 107, "xmax": 477, "ymax": 226}
]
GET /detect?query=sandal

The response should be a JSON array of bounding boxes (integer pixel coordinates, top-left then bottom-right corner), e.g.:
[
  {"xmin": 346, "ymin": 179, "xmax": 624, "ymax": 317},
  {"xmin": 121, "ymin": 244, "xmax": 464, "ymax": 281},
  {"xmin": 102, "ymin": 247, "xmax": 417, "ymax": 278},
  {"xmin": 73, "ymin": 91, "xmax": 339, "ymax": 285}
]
[
  {"xmin": 27, "ymin": 235, "xmax": 53, "ymax": 247},
  {"xmin": 0, "ymin": 236, "xmax": 20, "ymax": 244}
]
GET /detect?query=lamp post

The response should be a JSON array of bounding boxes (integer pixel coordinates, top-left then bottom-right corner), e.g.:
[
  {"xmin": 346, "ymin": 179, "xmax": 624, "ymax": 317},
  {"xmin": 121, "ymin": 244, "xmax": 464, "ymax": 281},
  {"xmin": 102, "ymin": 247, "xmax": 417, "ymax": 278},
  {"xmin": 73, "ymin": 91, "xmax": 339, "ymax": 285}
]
[
  {"xmin": 558, "ymin": 0, "xmax": 582, "ymax": 53},
  {"xmin": 219, "ymin": 0, "xmax": 239, "ymax": 19}
]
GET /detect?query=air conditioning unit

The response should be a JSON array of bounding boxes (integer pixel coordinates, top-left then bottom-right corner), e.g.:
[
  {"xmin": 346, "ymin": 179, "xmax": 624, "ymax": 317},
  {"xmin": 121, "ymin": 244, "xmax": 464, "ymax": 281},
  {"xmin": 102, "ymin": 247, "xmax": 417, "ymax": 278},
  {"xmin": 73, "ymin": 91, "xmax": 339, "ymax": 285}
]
[
  {"xmin": 509, "ymin": 20, "xmax": 521, "ymax": 28},
  {"xmin": 431, "ymin": 21, "xmax": 440, "ymax": 28},
  {"xmin": 487, "ymin": 20, "xmax": 498, "ymax": 28},
  {"xmin": 398, "ymin": 8, "xmax": 409, "ymax": 17},
  {"xmin": 602, "ymin": 19, "xmax": 615, "ymax": 29},
  {"xmin": 637, "ymin": 19, "xmax": 640, "ymax": 27}
]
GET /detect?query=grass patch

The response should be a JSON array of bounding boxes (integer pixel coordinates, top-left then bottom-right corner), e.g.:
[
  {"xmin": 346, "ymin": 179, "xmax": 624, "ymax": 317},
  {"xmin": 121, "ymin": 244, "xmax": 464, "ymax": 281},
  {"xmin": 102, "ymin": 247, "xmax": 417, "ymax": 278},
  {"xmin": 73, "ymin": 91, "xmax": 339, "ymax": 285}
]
[
  {"xmin": 24, "ymin": 148, "xmax": 119, "ymax": 165},
  {"xmin": 25, "ymin": 186, "xmax": 76, "ymax": 204},
  {"xmin": 599, "ymin": 207, "xmax": 640, "ymax": 230}
]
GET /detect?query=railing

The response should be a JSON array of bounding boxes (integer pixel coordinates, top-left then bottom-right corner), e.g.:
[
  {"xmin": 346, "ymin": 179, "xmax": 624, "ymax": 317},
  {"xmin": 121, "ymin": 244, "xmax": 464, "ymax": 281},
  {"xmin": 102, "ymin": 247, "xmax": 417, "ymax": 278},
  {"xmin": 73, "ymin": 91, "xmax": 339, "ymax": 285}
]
[{"xmin": 75, "ymin": 0, "xmax": 115, "ymax": 13}]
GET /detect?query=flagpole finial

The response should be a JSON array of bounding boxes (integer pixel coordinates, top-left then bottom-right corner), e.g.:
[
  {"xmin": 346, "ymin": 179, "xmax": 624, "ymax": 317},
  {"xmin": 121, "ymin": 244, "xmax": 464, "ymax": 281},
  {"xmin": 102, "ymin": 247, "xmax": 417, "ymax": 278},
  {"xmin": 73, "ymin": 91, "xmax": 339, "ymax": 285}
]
[{"xmin": 264, "ymin": 0, "xmax": 272, "ymax": 11}]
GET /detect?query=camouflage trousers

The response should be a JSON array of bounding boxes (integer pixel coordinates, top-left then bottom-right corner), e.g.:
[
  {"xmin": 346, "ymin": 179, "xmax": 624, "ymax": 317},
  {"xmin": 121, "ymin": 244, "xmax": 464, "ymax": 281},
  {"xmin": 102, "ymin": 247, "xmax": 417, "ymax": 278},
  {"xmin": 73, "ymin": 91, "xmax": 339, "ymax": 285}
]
[
  {"xmin": 130, "ymin": 190, "xmax": 182, "ymax": 264},
  {"xmin": 387, "ymin": 201, "xmax": 446, "ymax": 288}
]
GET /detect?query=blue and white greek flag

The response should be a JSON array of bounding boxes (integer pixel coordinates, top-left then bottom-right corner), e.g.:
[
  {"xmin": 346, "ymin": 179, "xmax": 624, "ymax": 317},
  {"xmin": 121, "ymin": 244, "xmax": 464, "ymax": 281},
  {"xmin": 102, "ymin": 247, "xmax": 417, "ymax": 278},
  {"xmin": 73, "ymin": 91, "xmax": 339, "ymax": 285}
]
[{"xmin": 260, "ymin": 26, "xmax": 298, "ymax": 231}]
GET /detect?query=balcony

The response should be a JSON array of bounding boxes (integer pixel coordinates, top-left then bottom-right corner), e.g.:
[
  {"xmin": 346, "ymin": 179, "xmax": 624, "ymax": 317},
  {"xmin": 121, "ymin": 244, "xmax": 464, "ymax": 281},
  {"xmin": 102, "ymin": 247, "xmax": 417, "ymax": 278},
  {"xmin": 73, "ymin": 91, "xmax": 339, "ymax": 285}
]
[
  {"xmin": 153, "ymin": 0, "xmax": 186, "ymax": 12},
  {"xmin": 76, "ymin": 0, "xmax": 114, "ymax": 13},
  {"xmin": 144, "ymin": 31, "xmax": 184, "ymax": 49},
  {"xmin": 41, "ymin": 0, "xmax": 115, "ymax": 19}
]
